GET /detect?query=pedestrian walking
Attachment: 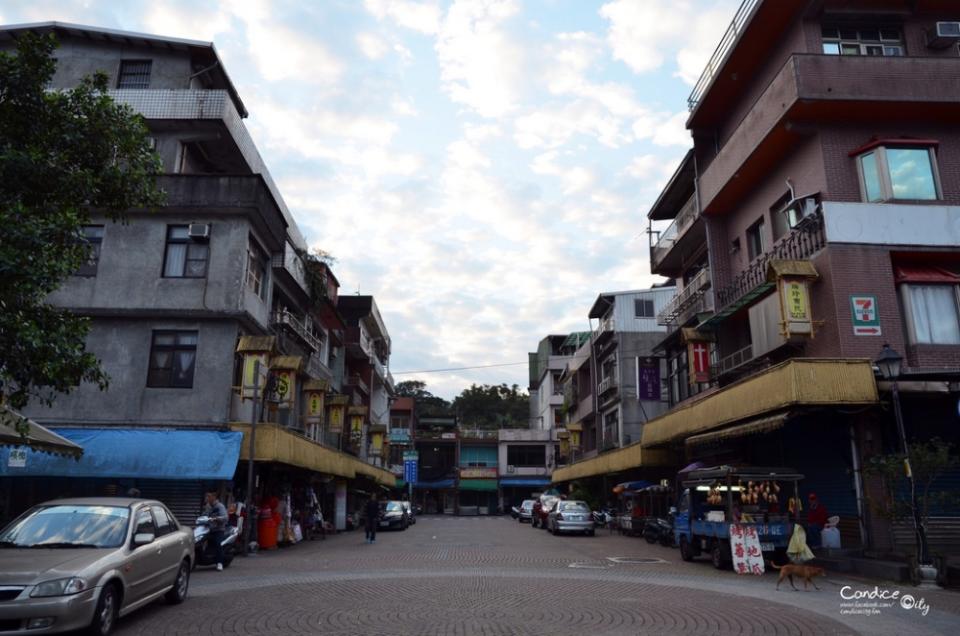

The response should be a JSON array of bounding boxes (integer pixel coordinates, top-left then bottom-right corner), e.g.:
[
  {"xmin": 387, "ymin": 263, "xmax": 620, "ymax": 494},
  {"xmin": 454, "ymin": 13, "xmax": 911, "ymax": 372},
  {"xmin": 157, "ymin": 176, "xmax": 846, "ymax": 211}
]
[
  {"xmin": 365, "ymin": 493, "xmax": 380, "ymax": 544},
  {"xmin": 203, "ymin": 490, "xmax": 229, "ymax": 570}
]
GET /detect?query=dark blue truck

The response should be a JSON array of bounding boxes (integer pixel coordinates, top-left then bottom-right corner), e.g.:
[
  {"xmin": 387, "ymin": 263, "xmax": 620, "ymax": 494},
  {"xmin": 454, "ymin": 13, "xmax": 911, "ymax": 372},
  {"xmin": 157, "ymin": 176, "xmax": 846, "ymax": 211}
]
[{"xmin": 674, "ymin": 466, "xmax": 804, "ymax": 569}]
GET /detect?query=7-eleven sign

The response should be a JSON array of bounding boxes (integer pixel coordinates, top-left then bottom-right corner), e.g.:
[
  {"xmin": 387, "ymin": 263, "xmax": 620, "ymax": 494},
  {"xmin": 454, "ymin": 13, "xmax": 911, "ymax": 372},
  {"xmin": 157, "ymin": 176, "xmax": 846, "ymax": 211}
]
[{"xmin": 851, "ymin": 295, "xmax": 881, "ymax": 336}]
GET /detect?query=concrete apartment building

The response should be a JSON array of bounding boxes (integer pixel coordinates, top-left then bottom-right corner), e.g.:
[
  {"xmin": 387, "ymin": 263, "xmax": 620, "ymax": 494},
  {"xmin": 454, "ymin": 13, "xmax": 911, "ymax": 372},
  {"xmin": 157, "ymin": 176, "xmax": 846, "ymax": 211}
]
[
  {"xmin": 555, "ymin": 0, "xmax": 960, "ymax": 561},
  {"xmin": 528, "ymin": 334, "xmax": 589, "ymax": 431},
  {"xmin": 0, "ymin": 22, "xmax": 394, "ymax": 522}
]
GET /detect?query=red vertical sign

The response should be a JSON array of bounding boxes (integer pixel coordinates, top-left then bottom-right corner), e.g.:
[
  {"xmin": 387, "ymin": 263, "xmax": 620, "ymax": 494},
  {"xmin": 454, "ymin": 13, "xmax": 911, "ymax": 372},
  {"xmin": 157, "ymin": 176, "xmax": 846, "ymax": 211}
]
[{"xmin": 689, "ymin": 341, "xmax": 710, "ymax": 384}]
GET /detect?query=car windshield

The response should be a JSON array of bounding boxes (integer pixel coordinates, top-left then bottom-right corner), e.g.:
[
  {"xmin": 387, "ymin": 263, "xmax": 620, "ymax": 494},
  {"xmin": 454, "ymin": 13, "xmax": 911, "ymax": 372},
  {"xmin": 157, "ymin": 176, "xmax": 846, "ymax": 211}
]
[
  {"xmin": 560, "ymin": 502, "xmax": 589, "ymax": 512},
  {"xmin": 386, "ymin": 502, "xmax": 403, "ymax": 512},
  {"xmin": 0, "ymin": 505, "xmax": 130, "ymax": 548}
]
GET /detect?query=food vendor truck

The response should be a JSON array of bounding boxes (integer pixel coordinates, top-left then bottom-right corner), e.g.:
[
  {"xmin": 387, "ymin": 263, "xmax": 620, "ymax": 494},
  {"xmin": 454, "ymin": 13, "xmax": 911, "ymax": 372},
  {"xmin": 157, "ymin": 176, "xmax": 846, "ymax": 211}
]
[{"xmin": 674, "ymin": 466, "xmax": 804, "ymax": 570}]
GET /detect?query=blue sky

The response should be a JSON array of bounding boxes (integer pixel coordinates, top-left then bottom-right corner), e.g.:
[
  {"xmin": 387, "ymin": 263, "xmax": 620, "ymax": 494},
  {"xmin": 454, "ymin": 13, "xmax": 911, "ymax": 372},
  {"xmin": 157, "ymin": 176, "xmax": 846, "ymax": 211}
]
[{"xmin": 1, "ymin": 0, "xmax": 741, "ymax": 399}]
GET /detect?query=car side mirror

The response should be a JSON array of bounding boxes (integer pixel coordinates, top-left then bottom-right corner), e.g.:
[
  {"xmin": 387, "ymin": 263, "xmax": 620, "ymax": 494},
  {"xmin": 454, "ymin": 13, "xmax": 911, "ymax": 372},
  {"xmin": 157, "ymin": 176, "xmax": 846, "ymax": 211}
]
[{"xmin": 133, "ymin": 532, "xmax": 155, "ymax": 547}]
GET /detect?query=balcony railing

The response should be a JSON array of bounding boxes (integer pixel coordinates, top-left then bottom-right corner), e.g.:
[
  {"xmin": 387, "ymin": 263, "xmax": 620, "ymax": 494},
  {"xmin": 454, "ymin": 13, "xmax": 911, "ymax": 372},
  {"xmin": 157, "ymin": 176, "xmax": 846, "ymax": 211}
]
[
  {"xmin": 271, "ymin": 242, "xmax": 309, "ymax": 295},
  {"xmin": 305, "ymin": 352, "xmax": 332, "ymax": 381},
  {"xmin": 657, "ymin": 267, "xmax": 712, "ymax": 326},
  {"xmin": 717, "ymin": 344, "xmax": 753, "ymax": 376},
  {"xmin": 688, "ymin": 0, "xmax": 760, "ymax": 110},
  {"xmin": 595, "ymin": 317, "xmax": 615, "ymax": 339},
  {"xmin": 459, "ymin": 429, "xmax": 499, "ymax": 440},
  {"xmin": 271, "ymin": 309, "xmax": 321, "ymax": 351},
  {"xmin": 345, "ymin": 373, "xmax": 369, "ymax": 394},
  {"xmin": 715, "ymin": 210, "xmax": 825, "ymax": 309},
  {"xmin": 598, "ymin": 374, "xmax": 618, "ymax": 396},
  {"xmin": 651, "ymin": 194, "xmax": 699, "ymax": 268}
]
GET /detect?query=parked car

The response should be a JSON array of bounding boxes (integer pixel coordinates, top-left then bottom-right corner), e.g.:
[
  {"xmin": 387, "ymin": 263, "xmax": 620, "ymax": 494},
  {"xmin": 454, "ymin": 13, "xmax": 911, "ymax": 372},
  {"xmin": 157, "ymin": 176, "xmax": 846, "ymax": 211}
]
[
  {"xmin": 547, "ymin": 500, "xmax": 595, "ymax": 536},
  {"xmin": 401, "ymin": 501, "xmax": 416, "ymax": 525},
  {"xmin": 0, "ymin": 498, "xmax": 194, "ymax": 635},
  {"xmin": 517, "ymin": 500, "xmax": 535, "ymax": 523},
  {"xmin": 531, "ymin": 496, "xmax": 559, "ymax": 529},
  {"xmin": 379, "ymin": 501, "xmax": 410, "ymax": 530}
]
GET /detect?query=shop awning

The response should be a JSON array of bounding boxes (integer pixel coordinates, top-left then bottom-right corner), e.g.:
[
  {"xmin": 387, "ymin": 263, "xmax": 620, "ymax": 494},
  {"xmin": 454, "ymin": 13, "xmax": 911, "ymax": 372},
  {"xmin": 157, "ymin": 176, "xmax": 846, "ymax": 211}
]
[
  {"xmin": 684, "ymin": 413, "xmax": 789, "ymax": 448},
  {"xmin": 642, "ymin": 359, "xmax": 877, "ymax": 448},
  {"xmin": 894, "ymin": 264, "xmax": 960, "ymax": 283},
  {"xmin": 500, "ymin": 477, "xmax": 551, "ymax": 487},
  {"xmin": 0, "ymin": 428, "xmax": 241, "ymax": 479},
  {"xmin": 613, "ymin": 480, "xmax": 653, "ymax": 493},
  {"xmin": 459, "ymin": 479, "xmax": 498, "ymax": 492},
  {"xmin": 0, "ymin": 408, "xmax": 84, "ymax": 458},
  {"xmin": 551, "ymin": 443, "xmax": 674, "ymax": 483},
  {"xmin": 231, "ymin": 423, "xmax": 396, "ymax": 486},
  {"xmin": 414, "ymin": 479, "xmax": 455, "ymax": 489}
]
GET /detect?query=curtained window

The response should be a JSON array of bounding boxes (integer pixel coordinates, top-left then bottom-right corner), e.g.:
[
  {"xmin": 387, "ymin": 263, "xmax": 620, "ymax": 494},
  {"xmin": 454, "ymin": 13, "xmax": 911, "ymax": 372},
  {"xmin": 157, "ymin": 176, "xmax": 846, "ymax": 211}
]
[
  {"xmin": 163, "ymin": 226, "xmax": 208, "ymax": 278},
  {"xmin": 147, "ymin": 330, "xmax": 199, "ymax": 388},
  {"xmin": 903, "ymin": 285, "xmax": 960, "ymax": 345}
]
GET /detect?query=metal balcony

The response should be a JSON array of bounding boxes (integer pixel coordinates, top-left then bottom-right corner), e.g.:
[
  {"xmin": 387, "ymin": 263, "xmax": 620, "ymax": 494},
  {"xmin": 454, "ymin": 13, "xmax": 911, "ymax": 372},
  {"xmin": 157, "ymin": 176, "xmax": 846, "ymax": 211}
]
[
  {"xmin": 650, "ymin": 194, "xmax": 699, "ymax": 273},
  {"xmin": 657, "ymin": 267, "xmax": 713, "ymax": 327},
  {"xmin": 345, "ymin": 373, "xmax": 369, "ymax": 395},
  {"xmin": 687, "ymin": 0, "xmax": 760, "ymax": 110},
  {"xmin": 271, "ymin": 309, "xmax": 321, "ymax": 351}
]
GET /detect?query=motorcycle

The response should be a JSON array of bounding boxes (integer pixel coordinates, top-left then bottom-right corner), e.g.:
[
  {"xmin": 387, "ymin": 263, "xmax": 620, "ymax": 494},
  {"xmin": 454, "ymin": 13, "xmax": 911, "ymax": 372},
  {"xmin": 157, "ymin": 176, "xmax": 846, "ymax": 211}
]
[
  {"xmin": 592, "ymin": 509, "xmax": 614, "ymax": 528},
  {"xmin": 643, "ymin": 516, "xmax": 674, "ymax": 547},
  {"xmin": 194, "ymin": 515, "xmax": 239, "ymax": 568}
]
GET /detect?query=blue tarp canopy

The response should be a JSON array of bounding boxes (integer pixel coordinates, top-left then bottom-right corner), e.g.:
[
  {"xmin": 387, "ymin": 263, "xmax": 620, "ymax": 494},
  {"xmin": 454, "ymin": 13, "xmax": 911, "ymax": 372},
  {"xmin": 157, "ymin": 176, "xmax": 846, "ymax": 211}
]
[
  {"xmin": 414, "ymin": 479, "xmax": 455, "ymax": 489},
  {"xmin": 0, "ymin": 428, "xmax": 243, "ymax": 480},
  {"xmin": 500, "ymin": 477, "xmax": 551, "ymax": 487}
]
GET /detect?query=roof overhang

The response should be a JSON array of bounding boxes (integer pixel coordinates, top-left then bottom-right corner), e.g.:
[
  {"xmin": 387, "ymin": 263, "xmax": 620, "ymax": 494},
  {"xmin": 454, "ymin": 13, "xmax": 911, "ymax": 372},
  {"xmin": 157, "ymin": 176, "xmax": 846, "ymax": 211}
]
[
  {"xmin": 0, "ymin": 408, "xmax": 83, "ymax": 459},
  {"xmin": 551, "ymin": 443, "xmax": 674, "ymax": 483},
  {"xmin": 642, "ymin": 359, "xmax": 878, "ymax": 448},
  {"xmin": 648, "ymin": 149, "xmax": 696, "ymax": 221}
]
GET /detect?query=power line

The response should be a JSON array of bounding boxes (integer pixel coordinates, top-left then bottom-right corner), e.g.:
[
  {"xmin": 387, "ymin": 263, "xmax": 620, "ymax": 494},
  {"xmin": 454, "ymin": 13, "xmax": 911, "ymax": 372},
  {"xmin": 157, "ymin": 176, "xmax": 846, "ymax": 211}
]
[{"xmin": 392, "ymin": 361, "xmax": 528, "ymax": 375}]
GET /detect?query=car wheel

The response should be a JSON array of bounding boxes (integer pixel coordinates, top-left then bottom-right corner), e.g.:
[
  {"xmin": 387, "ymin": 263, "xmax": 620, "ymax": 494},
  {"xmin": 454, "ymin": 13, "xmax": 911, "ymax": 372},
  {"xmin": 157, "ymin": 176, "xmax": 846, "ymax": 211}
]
[
  {"xmin": 587, "ymin": 529, "xmax": 595, "ymax": 537},
  {"xmin": 165, "ymin": 559, "xmax": 190, "ymax": 604},
  {"xmin": 551, "ymin": 523, "xmax": 559, "ymax": 536},
  {"xmin": 679, "ymin": 536, "xmax": 694, "ymax": 562},
  {"xmin": 88, "ymin": 583, "xmax": 119, "ymax": 636}
]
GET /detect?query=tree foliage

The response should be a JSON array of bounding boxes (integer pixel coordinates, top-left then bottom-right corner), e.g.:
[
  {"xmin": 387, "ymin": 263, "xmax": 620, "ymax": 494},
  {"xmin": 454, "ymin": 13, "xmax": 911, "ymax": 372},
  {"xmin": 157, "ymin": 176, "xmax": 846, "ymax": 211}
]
[
  {"xmin": 0, "ymin": 33, "xmax": 163, "ymax": 415},
  {"xmin": 864, "ymin": 437, "xmax": 960, "ymax": 528},
  {"xmin": 453, "ymin": 383, "xmax": 529, "ymax": 430},
  {"xmin": 394, "ymin": 380, "xmax": 452, "ymax": 417}
]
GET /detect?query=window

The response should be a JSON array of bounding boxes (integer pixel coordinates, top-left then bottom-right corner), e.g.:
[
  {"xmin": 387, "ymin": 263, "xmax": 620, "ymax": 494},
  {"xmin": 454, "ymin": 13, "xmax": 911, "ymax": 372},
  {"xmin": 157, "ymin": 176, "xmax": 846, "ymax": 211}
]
[
  {"xmin": 857, "ymin": 146, "xmax": 940, "ymax": 202},
  {"xmin": 245, "ymin": 240, "xmax": 267, "ymax": 298},
  {"xmin": 133, "ymin": 508, "xmax": 155, "ymax": 539},
  {"xmin": 147, "ymin": 330, "xmax": 199, "ymax": 388},
  {"xmin": 163, "ymin": 225, "xmax": 208, "ymax": 278},
  {"xmin": 634, "ymin": 298, "xmax": 655, "ymax": 318},
  {"xmin": 903, "ymin": 285, "xmax": 960, "ymax": 345},
  {"xmin": 117, "ymin": 60, "xmax": 152, "ymax": 89},
  {"xmin": 151, "ymin": 506, "xmax": 174, "ymax": 536},
  {"xmin": 507, "ymin": 445, "xmax": 546, "ymax": 467},
  {"xmin": 821, "ymin": 26, "xmax": 904, "ymax": 56},
  {"xmin": 75, "ymin": 225, "xmax": 104, "ymax": 277},
  {"xmin": 746, "ymin": 218, "xmax": 765, "ymax": 261}
]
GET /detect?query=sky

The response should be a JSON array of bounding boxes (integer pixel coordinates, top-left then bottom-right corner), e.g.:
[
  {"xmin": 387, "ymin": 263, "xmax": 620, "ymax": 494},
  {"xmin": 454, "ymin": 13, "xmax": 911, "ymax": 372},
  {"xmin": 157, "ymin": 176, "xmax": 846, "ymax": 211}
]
[{"xmin": 1, "ymin": 0, "xmax": 741, "ymax": 399}]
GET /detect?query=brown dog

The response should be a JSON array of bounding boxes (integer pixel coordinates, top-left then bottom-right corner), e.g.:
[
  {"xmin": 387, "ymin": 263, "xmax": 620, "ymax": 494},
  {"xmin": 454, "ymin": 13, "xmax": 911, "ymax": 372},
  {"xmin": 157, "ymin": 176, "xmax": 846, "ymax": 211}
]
[{"xmin": 770, "ymin": 563, "xmax": 825, "ymax": 591}]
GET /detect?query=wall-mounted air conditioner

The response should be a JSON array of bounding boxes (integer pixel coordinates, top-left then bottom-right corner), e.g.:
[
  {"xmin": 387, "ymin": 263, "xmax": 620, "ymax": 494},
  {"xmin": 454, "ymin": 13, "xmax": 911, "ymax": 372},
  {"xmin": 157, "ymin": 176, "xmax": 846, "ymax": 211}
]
[
  {"xmin": 188, "ymin": 223, "xmax": 210, "ymax": 240},
  {"xmin": 927, "ymin": 22, "xmax": 960, "ymax": 49}
]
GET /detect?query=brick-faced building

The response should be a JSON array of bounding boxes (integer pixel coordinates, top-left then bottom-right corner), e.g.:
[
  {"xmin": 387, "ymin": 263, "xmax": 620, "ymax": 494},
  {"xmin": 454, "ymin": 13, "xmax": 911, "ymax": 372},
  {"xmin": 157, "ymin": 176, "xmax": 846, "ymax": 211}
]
[{"xmin": 555, "ymin": 0, "xmax": 960, "ymax": 562}]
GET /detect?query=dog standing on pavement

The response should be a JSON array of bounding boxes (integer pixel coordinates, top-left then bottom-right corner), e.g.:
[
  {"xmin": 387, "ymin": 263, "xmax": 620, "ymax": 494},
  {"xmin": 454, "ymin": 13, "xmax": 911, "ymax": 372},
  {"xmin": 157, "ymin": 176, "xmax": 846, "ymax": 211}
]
[{"xmin": 770, "ymin": 563, "xmax": 826, "ymax": 591}]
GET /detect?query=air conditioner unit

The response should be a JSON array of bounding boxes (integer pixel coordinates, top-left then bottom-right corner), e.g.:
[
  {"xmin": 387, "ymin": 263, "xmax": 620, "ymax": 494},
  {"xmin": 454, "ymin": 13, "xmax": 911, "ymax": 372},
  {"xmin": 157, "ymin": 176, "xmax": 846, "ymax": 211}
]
[
  {"xmin": 927, "ymin": 21, "xmax": 960, "ymax": 49},
  {"xmin": 188, "ymin": 223, "xmax": 210, "ymax": 240},
  {"xmin": 507, "ymin": 465, "xmax": 515, "ymax": 473},
  {"xmin": 785, "ymin": 196, "xmax": 819, "ymax": 228}
]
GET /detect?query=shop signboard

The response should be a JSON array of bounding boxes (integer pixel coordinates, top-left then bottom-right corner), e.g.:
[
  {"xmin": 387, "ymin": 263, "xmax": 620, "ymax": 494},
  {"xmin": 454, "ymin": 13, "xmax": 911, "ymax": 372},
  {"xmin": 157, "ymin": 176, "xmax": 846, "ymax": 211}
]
[
  {"xmin": 635, "ymin": 357, "xmax": 660, "ymax": 401},
  {"xmin": 779, "ymin": 278, "xmax": 813, "ymax": 335},
  {"xmin": 241, "ymin": 353, "xmax": 268, "ymax": 398},
  {"xmin": 328, "ymin": 405, "xmax": 344, "ymax": 434},
  {"xmin": 350, "ymin": 415, "xmax": 363, "ymax": 443},
  {"xmin": 7, "ymin": 448, "xmax": 26, "ymax": 468},
  {"xmin": 389, "ymin": 429, "xmax": 411, "ymax": 443},
  {"xmin": 688, "ymin": 341, "xmax": 710, "ymax": 384},
  {"xmin": 459, "ymin": 467, "xmax": 497, "ymax": 479},
  {"xmin": 273, "ymin": 370, "xmax": 296, "ymax": 409},
  {"xmin": 305, "ymin": 391, "xmax": 324, "ymax": 422},
  {"xmin": 730, "ymin": 524, "xmax": 765, "ymax": 576},
  {"xmin": 851, "ymin": 295, "xmax": 881, "ymax": 336}
]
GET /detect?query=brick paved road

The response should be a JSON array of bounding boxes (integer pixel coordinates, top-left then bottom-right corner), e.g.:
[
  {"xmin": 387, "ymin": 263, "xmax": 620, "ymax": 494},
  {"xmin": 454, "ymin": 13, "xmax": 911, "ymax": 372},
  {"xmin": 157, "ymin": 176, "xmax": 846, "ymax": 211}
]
[{"xmin": 114, "ymin": 516, "xmax": 959, "ymax": 636}]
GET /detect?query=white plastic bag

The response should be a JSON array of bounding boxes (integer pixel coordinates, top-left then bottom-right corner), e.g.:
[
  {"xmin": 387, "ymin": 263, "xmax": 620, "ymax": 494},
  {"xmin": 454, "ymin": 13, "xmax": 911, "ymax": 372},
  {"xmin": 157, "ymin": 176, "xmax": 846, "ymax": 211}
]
[{"xmin": 787, "ymin": 524, "xmax": 815, "ymax": 563}]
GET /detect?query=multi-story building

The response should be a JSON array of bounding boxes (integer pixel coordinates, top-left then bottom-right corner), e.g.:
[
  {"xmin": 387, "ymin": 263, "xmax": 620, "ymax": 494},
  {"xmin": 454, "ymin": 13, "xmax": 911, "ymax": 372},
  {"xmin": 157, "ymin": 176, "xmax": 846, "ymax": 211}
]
[
  {"xmin": 387, "ymin": 397, "xmax": 416, "ymax": 480},
  {"xmin": 528, "ymin": 334, "xmax": 590, "ymax": 430},
  {"xmin": 337, "ymin": 295, "xmax": 395, "ymax": 466},
  {"xmin": 557, "ymin": 0, "xmax": 960, "ymax": 557},
  {"xmin": 498, "ymin": 428, "xmax": 559, "ymax": 509},
  {"xmin": 413, "ymin": 416, "xmax": 458, "ymax": 514},
  {"xmin": 0, "ymin": 22, "xmax": 395, "ymax": 524}
]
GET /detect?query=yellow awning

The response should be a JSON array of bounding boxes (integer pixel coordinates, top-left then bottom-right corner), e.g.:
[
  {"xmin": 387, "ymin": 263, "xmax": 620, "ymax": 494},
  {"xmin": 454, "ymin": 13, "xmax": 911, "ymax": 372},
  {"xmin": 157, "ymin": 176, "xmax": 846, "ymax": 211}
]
[
  {"xmin": 551, "ymin": 443, "xmax": 674, "ymax": 483},
  {"xmin": 270, "ymin": 355, "xmax": 303, "ymax": 371},
  {"xmin": 685, "ymin": 412, "xmax": 789, "ymax": 447},
  {"xmin": 236, "ymin": 336, "xmax": 276, "ymax": 353},
  {"xmin": 642, "ymin": 359, "xmax": 878, "ymax": 448},
  {"xmin": 566, "ymin": 422, "xmax": 583, "ymax": 432},
  {"xmin": 231, "ymin": 423, "xmax": 396, "ymax": 486}
]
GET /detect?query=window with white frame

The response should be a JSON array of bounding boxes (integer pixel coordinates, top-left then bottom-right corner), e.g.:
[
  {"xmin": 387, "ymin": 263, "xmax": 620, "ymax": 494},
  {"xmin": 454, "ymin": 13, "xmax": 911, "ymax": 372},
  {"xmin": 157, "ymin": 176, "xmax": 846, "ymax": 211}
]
[
  {"xmin": 856, "ymin": 145, "xmax": 941, "ymax": 202},
  {"xmin": 902, "ymin": 284, "xmax": 960, "ymax": 345},
  {"xmin": 634, "ymin": 298, "xmax": 655, "ymax": 318},
  {"xmin": 746, "ymin": 217, "xmax": 765, "ymax": 261},
  {"xmin": 245, "ymin": 240, "xmax": 267, "ymax": 299},
  {"xmin": 821, "ymin": 26, "xmax": 904, "ymax": 56}
]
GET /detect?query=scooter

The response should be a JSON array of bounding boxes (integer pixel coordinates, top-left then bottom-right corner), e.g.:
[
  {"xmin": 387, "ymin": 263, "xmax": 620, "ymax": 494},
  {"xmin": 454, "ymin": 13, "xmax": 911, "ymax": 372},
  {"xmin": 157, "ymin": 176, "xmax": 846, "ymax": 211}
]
[
  {"xmin": 643, "ymin": 516, "xmax": 674, "ymax": 547},
  {"xmin": 194, "ymin": 515, "xmax": 240, "ymax": 568}
]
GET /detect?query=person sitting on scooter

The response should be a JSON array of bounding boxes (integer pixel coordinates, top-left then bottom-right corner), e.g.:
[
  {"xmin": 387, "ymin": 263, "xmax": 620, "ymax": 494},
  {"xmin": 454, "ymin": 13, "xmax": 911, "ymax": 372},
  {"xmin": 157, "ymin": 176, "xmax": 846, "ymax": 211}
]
[{"xmin": 203, "ymin": 490, "xmax": 228, "ymax": 571}]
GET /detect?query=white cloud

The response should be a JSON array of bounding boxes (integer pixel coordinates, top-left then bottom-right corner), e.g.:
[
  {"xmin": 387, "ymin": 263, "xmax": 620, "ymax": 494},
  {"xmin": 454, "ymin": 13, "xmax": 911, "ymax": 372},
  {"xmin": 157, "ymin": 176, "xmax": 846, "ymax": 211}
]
[
  {"xmin": 142, "ymin": 4, "xmax": 233, "ymax": 41},
  {"xmin": 623, "ymin": 154, "xmax": 661, "ymax": 179},
  {"xmin": 435, "ymin": 0, "xmax": 525, "ymax": 118},
  {"xmin": 651, "ymin": 111, "xmax": 692, "ymax": 147},
  {"xmin": 364, "ymin": 0, "xmax": 443, "ymax": 34},
  {"xmin": 391, "ymin": 96, "xmax": 419, "ymax": 116},
  {"xmin": 357, "ymin": 32, "xmax": 389, "ymax": 59}
]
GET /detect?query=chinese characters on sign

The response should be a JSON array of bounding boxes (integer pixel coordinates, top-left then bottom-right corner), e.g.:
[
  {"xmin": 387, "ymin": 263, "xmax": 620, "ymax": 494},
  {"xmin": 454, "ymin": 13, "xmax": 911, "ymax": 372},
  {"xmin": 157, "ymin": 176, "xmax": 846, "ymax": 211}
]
[
  {"xmin": 636, "ymin": 357, "xmax": 660, "ymax": 401},
  {"xmin": 779, "ymin": 278, "xmax": 813, "ymax": 335},
  {"xmin": 403, "ymin": 451, "xmax": 418, "ymax": 484},
  {"xmin": 7, "ymin": 448, "xmax": 26, "ymax": 468},
  {"xmin": 730, "ymin": 524, "xmax": 765, "ymax": 576}
]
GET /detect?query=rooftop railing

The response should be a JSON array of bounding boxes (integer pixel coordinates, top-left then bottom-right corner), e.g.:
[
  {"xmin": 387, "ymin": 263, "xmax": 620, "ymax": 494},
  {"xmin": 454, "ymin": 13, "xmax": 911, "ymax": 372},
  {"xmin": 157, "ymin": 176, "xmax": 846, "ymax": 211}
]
[{"xmin": 687, "ymin": 0, "xmax": 761, "ymax": 111}]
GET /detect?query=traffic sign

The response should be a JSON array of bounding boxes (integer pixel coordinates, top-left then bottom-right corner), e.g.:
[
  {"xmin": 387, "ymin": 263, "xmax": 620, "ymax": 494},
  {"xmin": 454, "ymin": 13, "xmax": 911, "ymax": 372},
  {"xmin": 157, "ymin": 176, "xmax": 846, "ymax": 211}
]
[
  {"xmin": 851, "ymin": 295, "xmax": 881, "ymax": 336},
  {"xmin": 403, "ymin": 459, "xmax": 418, "ymax": 484}
]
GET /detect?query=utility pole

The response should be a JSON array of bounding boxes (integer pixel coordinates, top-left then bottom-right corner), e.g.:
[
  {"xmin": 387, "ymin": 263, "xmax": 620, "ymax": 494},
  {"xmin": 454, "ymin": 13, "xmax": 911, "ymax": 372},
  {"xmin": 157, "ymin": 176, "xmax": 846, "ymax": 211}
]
[{"xmin": 242, "ymin": 360, "xmax": 261, "ymax": 556}]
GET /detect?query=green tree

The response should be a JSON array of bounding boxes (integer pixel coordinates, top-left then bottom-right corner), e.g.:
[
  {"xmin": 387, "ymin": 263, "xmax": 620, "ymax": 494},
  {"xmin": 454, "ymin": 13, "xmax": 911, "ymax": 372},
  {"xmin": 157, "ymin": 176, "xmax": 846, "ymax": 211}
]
[
  {"xmin": 395, "ymin": 380, "xmax": 451, "ymax": 417},
  {"xmin": 453, "ymin": 383, "xmax": 529, "ymax": 430},
  {"xmin": 0, "ymin": 33, "xmax": 163, "ymax": 419},
  {"xmin": 865, "ymin": 437, "xmax": 960, "ymax": 553}
]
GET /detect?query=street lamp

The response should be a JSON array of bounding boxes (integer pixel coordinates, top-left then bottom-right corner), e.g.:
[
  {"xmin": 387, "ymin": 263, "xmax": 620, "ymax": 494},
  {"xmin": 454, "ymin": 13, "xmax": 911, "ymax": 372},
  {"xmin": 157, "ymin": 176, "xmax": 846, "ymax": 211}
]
[{"xmin": 874, "ymin": 344, "xmax": 930, "ymax": 569}]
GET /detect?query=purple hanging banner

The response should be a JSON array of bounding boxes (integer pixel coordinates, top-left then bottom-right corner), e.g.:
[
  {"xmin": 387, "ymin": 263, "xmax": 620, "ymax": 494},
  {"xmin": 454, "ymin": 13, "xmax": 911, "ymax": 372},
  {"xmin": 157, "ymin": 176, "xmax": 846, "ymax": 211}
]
[{"xmin": 636, "ymin": 360, "xmax": 660, "ymax": 401}]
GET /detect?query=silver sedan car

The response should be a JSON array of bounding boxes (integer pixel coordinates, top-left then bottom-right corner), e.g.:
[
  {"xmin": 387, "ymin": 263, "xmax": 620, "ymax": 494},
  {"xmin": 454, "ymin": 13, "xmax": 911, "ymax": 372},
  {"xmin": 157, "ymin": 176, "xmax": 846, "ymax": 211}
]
[
  {"xmin": 547, "ymin": 500, "xmax": 595, "ymax": 536},
  {"xmin": 0, "ymin": 498, "xmax": 194, "ymax": 635},
  {"xmin": 517, "ymin": 499, "xmax": 535, "ymax": 523}
]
